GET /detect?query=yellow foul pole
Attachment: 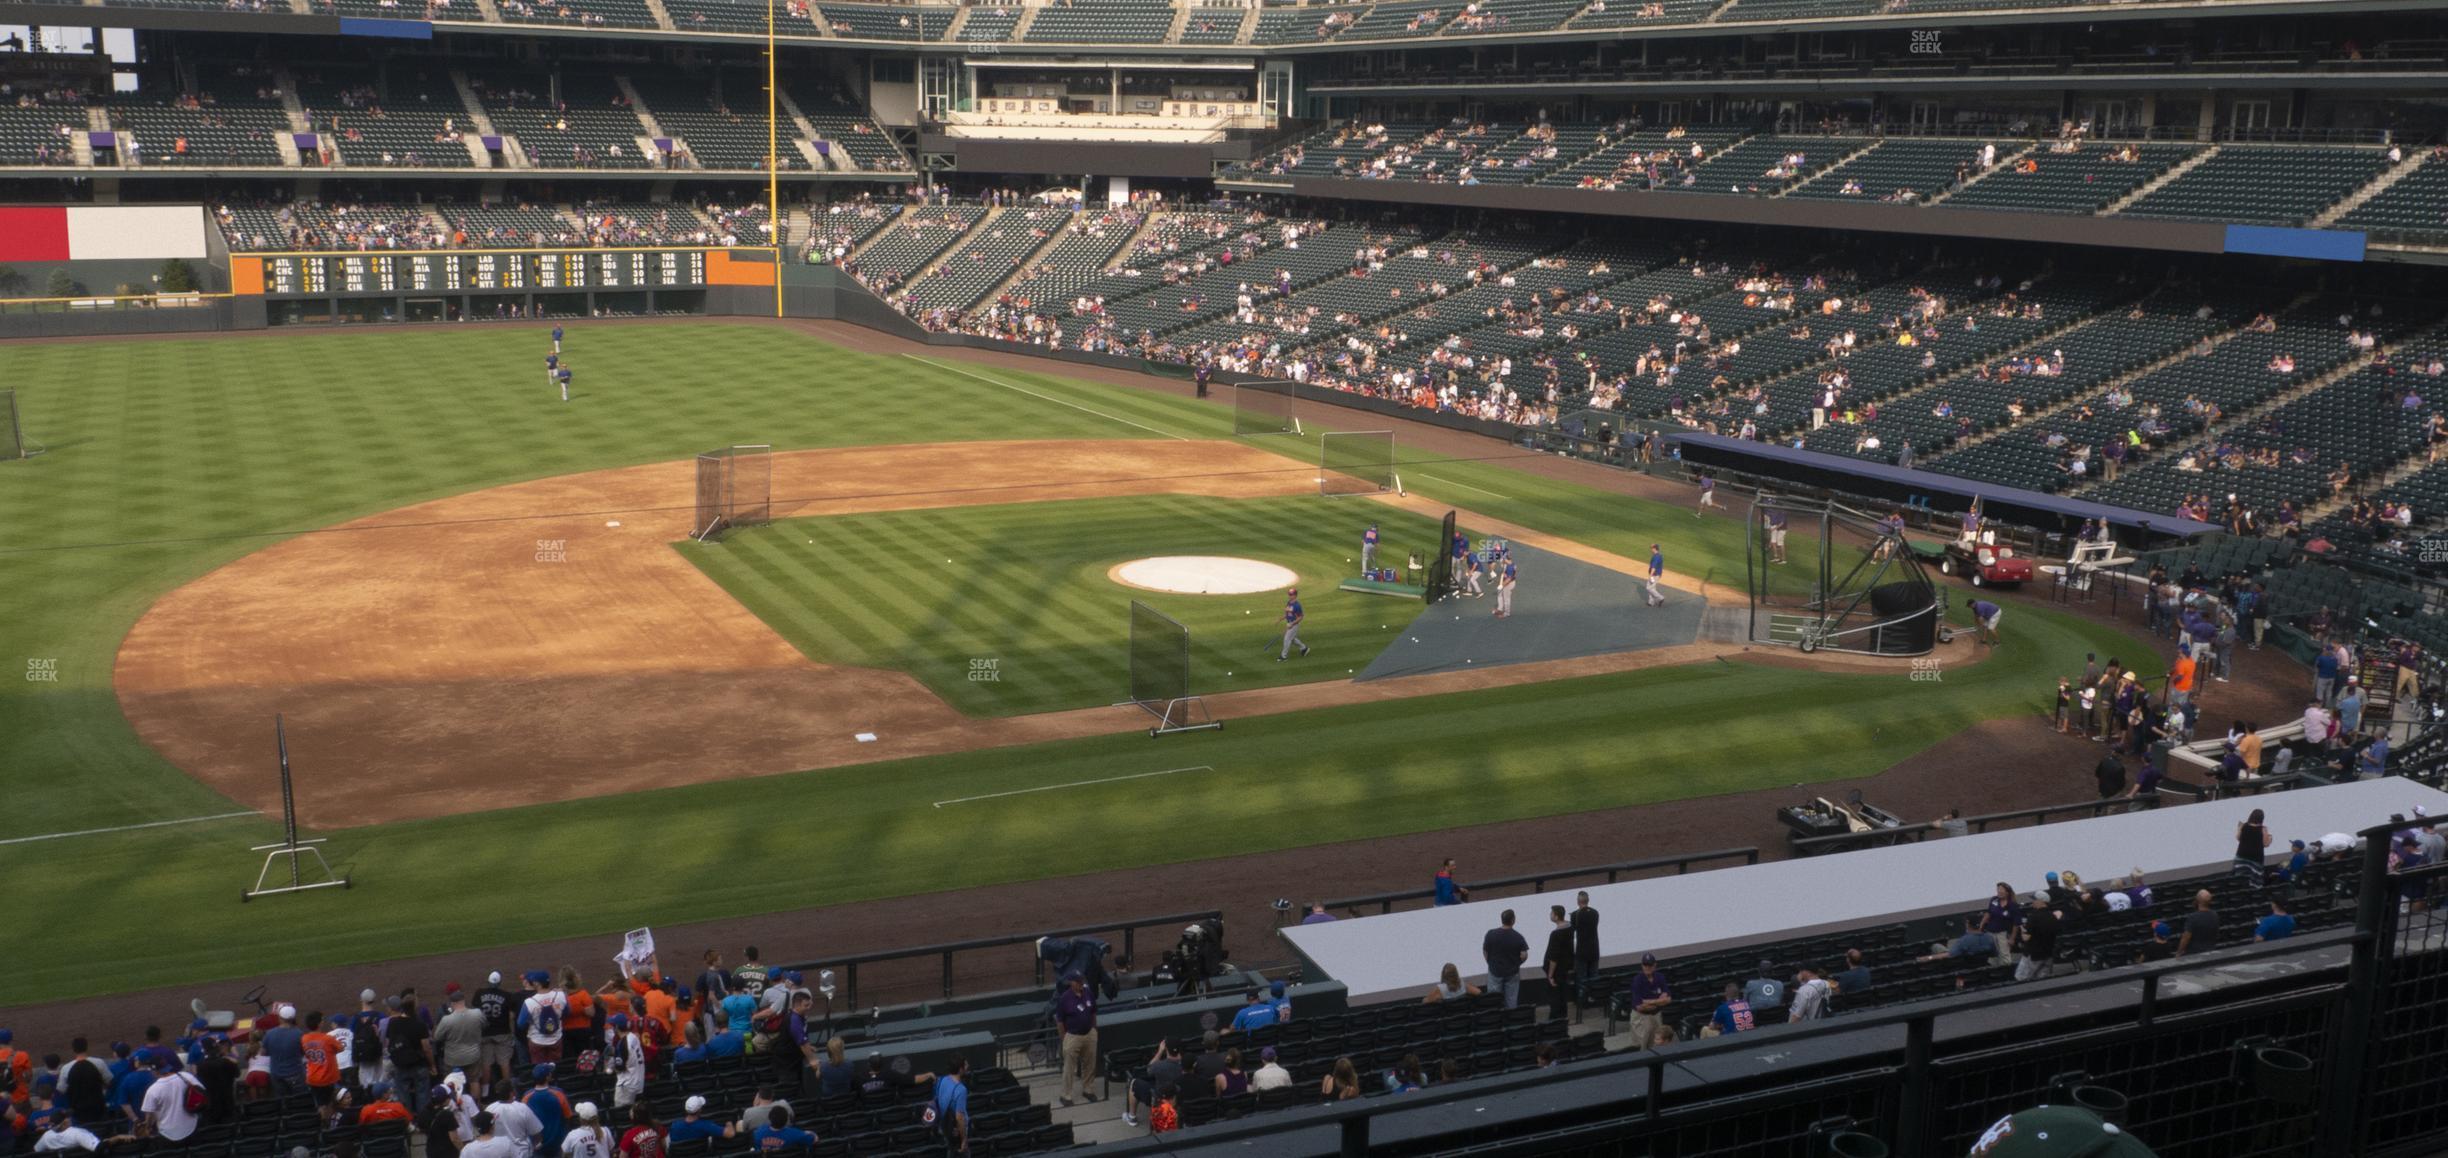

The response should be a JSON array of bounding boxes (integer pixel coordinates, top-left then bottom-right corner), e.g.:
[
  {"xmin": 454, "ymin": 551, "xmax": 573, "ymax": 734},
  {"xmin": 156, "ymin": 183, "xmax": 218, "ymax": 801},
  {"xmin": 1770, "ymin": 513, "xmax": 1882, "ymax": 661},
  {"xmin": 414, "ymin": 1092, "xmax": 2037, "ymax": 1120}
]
[{"xmin": 767, "ymin": 0, "xmax": 784, "ymax": 317}]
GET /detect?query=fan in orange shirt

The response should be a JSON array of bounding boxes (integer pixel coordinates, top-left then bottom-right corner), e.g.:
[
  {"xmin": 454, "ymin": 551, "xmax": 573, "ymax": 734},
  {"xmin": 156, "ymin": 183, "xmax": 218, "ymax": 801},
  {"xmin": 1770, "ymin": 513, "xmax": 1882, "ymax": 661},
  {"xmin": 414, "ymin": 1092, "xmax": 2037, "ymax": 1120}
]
[
  {"xmin": 357, "ymin": 1083, "xmax": 414, "ymax": 1125},
  {"xmin": 560, "ymin": 970, "xmax": 597, "ymax": 1054},
  {"xmin": 639, "ymin": 982, "xmax": 680, "ymax": 1048},
  {"xmin": 0, "ymin": 1030, "xmax": 32, "ymax": 1109},
  {"xmin": 300, "ymin": 1014, "xmax": 343, "ymax": 1110}
]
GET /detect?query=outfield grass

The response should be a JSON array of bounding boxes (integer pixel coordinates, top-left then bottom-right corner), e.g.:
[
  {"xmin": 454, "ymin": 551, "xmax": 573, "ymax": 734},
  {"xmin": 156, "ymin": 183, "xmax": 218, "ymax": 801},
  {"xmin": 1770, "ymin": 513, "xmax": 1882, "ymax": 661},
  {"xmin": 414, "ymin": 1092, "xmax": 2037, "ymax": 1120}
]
[
  {"xmin": 676, "ymin": 495, "xmax": 1459, "ymax": 715},
  {"xmin": 0, "ymin": 324, "xmax": 2157, "ymax": 1004}
]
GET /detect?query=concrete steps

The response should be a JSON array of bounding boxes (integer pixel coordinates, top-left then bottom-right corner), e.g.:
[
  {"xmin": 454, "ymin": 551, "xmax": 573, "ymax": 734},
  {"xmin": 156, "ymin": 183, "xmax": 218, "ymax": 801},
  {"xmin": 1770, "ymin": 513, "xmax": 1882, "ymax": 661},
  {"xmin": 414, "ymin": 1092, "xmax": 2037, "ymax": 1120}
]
[{"xmin": 2102, "ymin": 145, "xmax": 2219, "ymax": 216}]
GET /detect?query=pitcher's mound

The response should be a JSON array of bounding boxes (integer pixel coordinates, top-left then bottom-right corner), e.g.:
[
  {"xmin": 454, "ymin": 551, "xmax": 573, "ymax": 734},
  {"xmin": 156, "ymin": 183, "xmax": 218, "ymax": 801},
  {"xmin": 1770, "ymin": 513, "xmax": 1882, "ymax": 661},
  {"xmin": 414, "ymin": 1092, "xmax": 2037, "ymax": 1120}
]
[{"xmin": 1110, "ymin": 556, "xmax": 1297, "ymax": 596}]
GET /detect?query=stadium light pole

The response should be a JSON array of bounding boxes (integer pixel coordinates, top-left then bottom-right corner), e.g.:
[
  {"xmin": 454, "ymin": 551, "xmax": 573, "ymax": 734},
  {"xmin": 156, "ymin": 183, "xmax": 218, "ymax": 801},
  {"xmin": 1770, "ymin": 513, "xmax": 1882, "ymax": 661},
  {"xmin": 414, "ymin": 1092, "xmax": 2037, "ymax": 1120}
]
[{"xmin": 766, "ymin": 0, "xmax": 784, "ymax": 318}]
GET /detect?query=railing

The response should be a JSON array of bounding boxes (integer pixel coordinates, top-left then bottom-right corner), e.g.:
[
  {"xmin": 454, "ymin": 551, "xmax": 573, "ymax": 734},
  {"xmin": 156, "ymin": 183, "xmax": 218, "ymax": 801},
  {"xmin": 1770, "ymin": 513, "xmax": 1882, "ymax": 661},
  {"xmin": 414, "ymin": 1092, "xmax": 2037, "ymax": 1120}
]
[
  {"xmin": 775, "ymin": 909, "xmax": 1221, "ymax": 1010},
  {"xmin": 1321, "ymin": 848, "xmax": 1759, "ymax": 916},
  {"xmin": 1788, "ymin": 777, "xmax": 2319, "ymax": 855}
]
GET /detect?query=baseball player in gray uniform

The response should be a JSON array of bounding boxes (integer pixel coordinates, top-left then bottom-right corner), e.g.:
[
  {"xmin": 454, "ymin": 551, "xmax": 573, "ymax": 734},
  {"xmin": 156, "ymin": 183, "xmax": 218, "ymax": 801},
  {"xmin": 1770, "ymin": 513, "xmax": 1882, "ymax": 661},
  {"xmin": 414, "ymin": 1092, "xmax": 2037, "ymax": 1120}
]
[{"xmin": 1279, "ymin": 587, "xmax": 1309, "ymax": 661}]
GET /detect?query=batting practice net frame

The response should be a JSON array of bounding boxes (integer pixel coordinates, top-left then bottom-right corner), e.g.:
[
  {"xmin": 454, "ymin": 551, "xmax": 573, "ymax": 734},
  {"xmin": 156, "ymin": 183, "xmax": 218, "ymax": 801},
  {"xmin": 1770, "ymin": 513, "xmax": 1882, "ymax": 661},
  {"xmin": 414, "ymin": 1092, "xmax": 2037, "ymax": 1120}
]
[
  {"xmin": 1121, "ymin": 600, "xmax": 1220, "ymax": 736},
  {"xmin": 0, "ymin": 389, "xmax": 38, "ymax": 461},
  {"xmin": 1233, "ymin": 381, "xmax": 1304, "ymax": 437},
  {"xmin": 693, "ymin": 444, "xmax": 772, "ymax": 542},
  {"xmin": 1743, "ymin": 495, "xmax": 1939, "ymax": 656},
  {"xmin": 1422, "ymin": 509, "xmax": 1459, "ymax": 604},
  {"xmin": 1319, "ymin": 429, "xmax": 1399, "ymax": 498}
]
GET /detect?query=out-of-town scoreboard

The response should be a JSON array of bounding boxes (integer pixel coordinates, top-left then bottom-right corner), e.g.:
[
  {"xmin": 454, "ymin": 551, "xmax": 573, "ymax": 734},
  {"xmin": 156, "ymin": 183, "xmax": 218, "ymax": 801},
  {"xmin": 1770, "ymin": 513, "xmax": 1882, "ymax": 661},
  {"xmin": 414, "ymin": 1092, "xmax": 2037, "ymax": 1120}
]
[{"xmin": 243, "ymin": 249, "xmax": 711, "ymax": 296}]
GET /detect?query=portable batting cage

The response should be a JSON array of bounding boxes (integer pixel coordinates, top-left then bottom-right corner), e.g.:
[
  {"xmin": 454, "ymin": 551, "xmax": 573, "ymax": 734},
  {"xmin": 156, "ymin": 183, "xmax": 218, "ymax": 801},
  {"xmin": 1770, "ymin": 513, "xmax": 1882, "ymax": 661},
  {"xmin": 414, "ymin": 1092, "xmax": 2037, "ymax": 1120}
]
[
  {"xmin": 1745, "ymin": 496, "xmax": 1939, "ymax": 656},
  {"xmin": 1120, "ymin": 600, "xmax": 1220, "ymax": 735},
  {"xmin": 693, "ymin": 444, "xmax": 772, "ymax": 542},
  {"xmin": 1422, "ymin": 509, "xmax": 1460, "ymax": 604},
  {"xmin": 1320, "ymin": 430, "xmax": 1398, "ymax": 497},
  {"xmin": 1232, "ymin": 381, "xmax": 1304, "ymax": 437}
]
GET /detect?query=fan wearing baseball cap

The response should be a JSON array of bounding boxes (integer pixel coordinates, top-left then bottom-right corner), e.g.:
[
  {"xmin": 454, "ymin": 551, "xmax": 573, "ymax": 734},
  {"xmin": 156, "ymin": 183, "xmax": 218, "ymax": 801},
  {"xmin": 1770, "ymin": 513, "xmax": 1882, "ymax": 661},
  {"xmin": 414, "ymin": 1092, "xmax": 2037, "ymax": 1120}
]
[
  {"xmin": 666, "ymin": 1096, "xmax": 733, "ymax": 1144},
  {"xmin": 1968, "ymin": 1105, "xmax": 2157, "ymax": 1157}
]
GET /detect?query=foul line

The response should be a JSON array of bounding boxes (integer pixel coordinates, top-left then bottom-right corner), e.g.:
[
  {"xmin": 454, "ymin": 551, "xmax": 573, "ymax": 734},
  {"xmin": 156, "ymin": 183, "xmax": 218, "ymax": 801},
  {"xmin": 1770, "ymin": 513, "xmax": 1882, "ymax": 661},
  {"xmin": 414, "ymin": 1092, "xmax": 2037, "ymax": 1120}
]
[
  {"xmin": 932, "ymin": 766, "xmax": 1211, "ymax": 809},
  {"xmin": 904, "ymin": 355, "xmax": 1189, "ymax": 441},
  {"xmin": 0, "ymin": 810, "xmax": 259, "ymax": 847},
  {"xmin": 1414, "ymin": 473, "xmax": 1506, "ymax": 498}
]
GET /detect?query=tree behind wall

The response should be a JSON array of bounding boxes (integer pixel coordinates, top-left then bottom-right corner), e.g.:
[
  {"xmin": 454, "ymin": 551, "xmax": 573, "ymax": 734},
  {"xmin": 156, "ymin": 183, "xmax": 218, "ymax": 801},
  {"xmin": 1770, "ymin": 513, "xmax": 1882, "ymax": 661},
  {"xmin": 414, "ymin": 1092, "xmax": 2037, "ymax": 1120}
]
[
  {"xmin": 159, "ymin": 258, "xmax": 197, "ymax": 293},
  {"xmin": 45, "ymin": 268, "xmax": 76, "ymax": 298},
  {"xmin": 0, "ymin": 266, "xmax": 25, "ymax": 297}
]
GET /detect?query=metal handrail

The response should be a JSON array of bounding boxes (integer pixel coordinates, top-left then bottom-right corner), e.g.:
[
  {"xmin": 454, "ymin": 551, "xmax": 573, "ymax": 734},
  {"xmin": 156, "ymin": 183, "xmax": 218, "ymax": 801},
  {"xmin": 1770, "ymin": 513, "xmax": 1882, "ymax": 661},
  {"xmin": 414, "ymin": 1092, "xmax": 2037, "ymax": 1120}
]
[
  {"xmin": 775, "ymin": 909, "xmax": 1222, "ymax": 1009},
  {"xmin": 1320, "ymin": 848, "xmax": 1760, "ymax": 916}
]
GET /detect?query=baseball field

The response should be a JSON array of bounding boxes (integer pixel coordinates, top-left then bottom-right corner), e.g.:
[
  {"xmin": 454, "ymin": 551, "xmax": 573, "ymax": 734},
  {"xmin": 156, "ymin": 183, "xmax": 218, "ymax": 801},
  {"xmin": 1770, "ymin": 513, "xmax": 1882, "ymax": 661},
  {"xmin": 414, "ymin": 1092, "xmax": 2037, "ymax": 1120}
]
[{"xmin": 0, "ymin": 321, "xmax": 2156, "ymax": 1008}]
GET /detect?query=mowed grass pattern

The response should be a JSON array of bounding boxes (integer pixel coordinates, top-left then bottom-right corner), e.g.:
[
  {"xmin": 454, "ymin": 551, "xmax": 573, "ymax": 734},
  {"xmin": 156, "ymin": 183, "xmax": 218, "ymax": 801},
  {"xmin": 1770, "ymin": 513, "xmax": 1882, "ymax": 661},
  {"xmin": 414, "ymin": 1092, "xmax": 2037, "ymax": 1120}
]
[
  {"xmin": 678, "ymin": 496, "xmax": 1456, "ymax": 715},
  {"xmin": 0, "ymin": 326, "xmax": 1222, "ymax": 839},
  {"xmin": 0, "ymin": 323, "xmax": 2160, "ymax": 1003}
]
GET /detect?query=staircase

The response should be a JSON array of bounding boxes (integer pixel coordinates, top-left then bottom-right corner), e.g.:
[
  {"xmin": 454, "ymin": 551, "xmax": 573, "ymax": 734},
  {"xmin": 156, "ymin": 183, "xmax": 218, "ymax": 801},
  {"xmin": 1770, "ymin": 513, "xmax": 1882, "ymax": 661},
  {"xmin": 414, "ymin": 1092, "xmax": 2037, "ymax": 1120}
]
[
  {"xmin": 470, "ymin": 0, "xmax": 502, "ymax": 20},
  {"xmin": 970, "ymin": 212, "xmax": 1079, "ymax": 310},
  {"xmin": 616, "ymin": 78, "xmax": 666, "ymax": 137},
  {"xmin": 2062, "ymin": 342, "xmax": 2383, "ymax": 499},
  {"xmin": 1008, "ymin": 2, "xmax": 1044, "ymax": 40},
  {"xmin": 1773, "ymin": 138, "xmax": 1889, "ymax": 198},
  {"xmin": 1940, "ymin": 318, "xmax": 2252, "ymax": 457},
  {"xmin": 774, "ymin": 88, "xmax": 836, "ymax": 170},
  {"xmin": 844, "ymin": 206, "xmax": 915, "ymax": 264},
  {"xmin": 1232, "ymin": 4, "xmax": 1256, "ymax": 42},
  {"xmin": 1162, "ymin": 3, "xmax": 1192, "ymax": 40},
  {"xmin": 904, "ymin": 206, "xmax": 1002, "ymax": 287},
  {"xmin": 449, "ymin": 70, "xmax": 501, "ymax": 138},
  {"xmin": 1924, "ymin": 142, "xmax": 2035, "ymax": 206},
  {"xmin": 942, "ymin": 5, "xmax": 974, "ymax": 39},
  {"xmin": 2102, "ymin": 145, "xmax": 2219, "ymax": 215},
  {"xmin": 273, "ymin": 70, "xmax": 313, "ymax": 134},
  {"xmin": 2313, "ymin": 151, "xmax": 2430, "ymax": 228},
  {"xmin": 638, "ymin": 0, "xmax": 676, "ymax": 29}
]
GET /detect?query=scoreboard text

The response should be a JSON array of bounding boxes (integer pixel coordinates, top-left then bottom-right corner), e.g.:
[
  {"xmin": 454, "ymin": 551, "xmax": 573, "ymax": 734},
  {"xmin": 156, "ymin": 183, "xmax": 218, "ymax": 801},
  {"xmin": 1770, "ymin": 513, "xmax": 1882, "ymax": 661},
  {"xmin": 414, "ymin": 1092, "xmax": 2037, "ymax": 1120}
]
[{"xmin": 255, "ymin": 250, "xmax": 709, "ymax": 297}]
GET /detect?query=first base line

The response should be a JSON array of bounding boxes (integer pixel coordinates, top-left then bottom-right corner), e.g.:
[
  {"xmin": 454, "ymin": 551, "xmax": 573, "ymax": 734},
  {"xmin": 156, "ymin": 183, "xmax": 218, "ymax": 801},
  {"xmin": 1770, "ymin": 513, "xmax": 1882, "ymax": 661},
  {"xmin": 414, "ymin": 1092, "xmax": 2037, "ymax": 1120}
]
[{"xmin": 932, "ymin": 766, "xmax": 1213, "ymax": 809}]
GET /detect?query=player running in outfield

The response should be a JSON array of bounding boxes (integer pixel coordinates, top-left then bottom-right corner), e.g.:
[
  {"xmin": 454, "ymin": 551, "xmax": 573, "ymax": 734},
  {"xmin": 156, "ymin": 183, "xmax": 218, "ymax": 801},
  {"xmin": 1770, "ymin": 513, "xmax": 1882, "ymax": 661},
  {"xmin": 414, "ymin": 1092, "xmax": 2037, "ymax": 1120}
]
[
  {"xmin": 1496, "ymin": 556, "xmax": 1517, "ymax": 618},
  {"xmin": 1696, "ymin": 474, "xmax": 1717, "ymax": 517},
  {"xmin": 1646, "ymin": 543, "xmax": 1667, "ymax": 607},
  {"xmin": 552, "ymin": 324, "xmax": 565, "ymax": 354},
  {"xmin": 1362, "ymin": 524, "xmax": 1379, "ymax": 575},
  {"xmin": 1279, "ymin": 587, "xmax": 1309, "ymax": 661},
  {"xmin": 557, "ymin": 364, "xmax": 572, "ymax": 402},
  {"xmin": 546, "ymin": 352, "xmax": 560, "ymax": 390}
]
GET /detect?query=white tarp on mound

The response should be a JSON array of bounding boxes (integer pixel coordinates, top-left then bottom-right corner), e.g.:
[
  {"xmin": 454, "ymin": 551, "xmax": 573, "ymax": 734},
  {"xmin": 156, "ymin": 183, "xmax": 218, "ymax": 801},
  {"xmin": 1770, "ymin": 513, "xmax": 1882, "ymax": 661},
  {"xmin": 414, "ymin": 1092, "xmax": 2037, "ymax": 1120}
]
[{"xmin": 1113, "ymin": 556, "xmax": 1297, "ymax": 596}]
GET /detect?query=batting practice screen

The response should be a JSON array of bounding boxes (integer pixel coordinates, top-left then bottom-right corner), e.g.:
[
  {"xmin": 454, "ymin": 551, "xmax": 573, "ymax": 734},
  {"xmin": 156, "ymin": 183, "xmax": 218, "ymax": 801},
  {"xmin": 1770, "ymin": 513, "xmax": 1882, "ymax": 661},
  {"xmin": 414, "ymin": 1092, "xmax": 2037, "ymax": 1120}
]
[
  {"xmin": 692, "ymin": 443, "xmax": 772, "ymax": 541},
  {"xmin": 1233, "ymin": 381, "xmax": 1302, "ymax": 436},
  {"xmin": 1320, "ymin": 430, "xmax": 1395, "ymax": 497},
  {"xmin": 1423, "ymin": 509, "xmax": 1459, "ymax": 603},
  {"xmin": 0, "ymin": 390, "xmax": 21, "ymax": 461},
  {"xmin": 1127, "ymin": 600, "xmax": 1193, "ymax": 706}
]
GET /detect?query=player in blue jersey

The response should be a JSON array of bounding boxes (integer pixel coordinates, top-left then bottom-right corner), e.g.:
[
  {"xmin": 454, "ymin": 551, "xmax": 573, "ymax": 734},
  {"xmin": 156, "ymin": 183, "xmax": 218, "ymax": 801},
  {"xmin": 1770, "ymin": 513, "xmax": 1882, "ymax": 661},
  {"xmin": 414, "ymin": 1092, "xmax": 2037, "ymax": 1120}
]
[
  {"xmin": 546, "ymin": 352, "xmax": 559, "ymax": 390},
  {"xmin": 551, "ymin": 324, "xmax": 564, "ymax": 354},
  {"xmin": 1496, "ymin": 556, "xmax": 1517, "ymax": 618},
  {"xmin": 557, "ymin": 364, "xmax": 572, "ymax": 403},
  {"xmin": 1646, "ymin": 543, "xmax": 1666, "ymax": 607},
  {"xmin": 1361, "ymin": 524, "xmax": 1379, "ymax": 575},
  {"xmin": 1278, "ymin": 587, "xmax": 1309, "ymax": 661}
]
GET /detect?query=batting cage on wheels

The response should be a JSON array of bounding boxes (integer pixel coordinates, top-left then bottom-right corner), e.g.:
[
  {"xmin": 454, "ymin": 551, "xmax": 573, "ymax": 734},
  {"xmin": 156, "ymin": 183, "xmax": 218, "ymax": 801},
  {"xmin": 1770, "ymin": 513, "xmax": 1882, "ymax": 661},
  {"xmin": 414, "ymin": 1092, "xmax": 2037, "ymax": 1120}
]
[
  {"xmin": 1319, "ymin": 430, "xmax": 1399, "ymax": 497},
  {"xmin": 1422, "ymin": 509, "xmax": 1459, "ymax": 604},
  {"xmin": 1744, "ymin": 495, "xmax": 1939, "ymax": 656},
  {"xmin": 1232, "ymin": 381, "xmax": 1304, "ymax": 437},
  {"xmin": 692, "ymin": 444, "xmax": 772, "ymax": 542},
  {"xmin": 1120, "ymin": 600, "xmax": 1221, "ymax": 735}
]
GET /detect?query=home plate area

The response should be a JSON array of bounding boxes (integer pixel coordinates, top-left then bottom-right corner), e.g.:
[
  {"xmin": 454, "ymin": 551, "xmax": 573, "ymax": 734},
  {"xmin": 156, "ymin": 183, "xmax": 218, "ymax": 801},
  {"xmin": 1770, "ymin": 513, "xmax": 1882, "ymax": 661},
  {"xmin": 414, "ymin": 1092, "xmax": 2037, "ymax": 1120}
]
[{"xmin": 1357, "ymin": 541, "xmax": 1708, "ymax": 681}]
